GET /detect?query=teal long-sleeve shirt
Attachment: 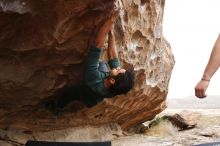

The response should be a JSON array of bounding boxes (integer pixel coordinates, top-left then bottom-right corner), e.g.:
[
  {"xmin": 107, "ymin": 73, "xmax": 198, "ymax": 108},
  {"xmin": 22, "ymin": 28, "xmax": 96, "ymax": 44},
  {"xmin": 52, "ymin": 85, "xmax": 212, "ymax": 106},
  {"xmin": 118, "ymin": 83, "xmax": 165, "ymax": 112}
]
[{"xmin": 84, "ymin": 47, "xmax": 120, "ymax": 98}]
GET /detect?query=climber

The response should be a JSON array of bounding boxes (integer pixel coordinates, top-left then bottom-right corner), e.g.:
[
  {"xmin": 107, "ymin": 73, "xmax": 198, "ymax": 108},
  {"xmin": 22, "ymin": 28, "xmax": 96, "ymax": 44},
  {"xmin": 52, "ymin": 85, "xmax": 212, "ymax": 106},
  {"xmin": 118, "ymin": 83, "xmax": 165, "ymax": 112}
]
[
  {"xmin": 46, "ymin": 10, "xmax": 134, "ymax": 115},
  {"xmin": 195, "ymin": 33, "xmax": 220, "ymax": 98}
]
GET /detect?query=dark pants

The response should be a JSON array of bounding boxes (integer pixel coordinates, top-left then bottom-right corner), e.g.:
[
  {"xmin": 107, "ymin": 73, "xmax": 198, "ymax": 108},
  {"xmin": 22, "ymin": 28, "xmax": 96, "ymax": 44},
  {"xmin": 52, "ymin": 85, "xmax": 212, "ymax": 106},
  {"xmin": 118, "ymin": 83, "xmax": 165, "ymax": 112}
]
[
  {"xmin": 54, "ymin": 84, "xmax": 100, "ymax": 109},
  {"xmin": 46, "ymin": 61, "xmax": 109, "ymax": 114},
  {"xmin": 45, "ymin": 84, "xmax": 100, "ymax": 115}
]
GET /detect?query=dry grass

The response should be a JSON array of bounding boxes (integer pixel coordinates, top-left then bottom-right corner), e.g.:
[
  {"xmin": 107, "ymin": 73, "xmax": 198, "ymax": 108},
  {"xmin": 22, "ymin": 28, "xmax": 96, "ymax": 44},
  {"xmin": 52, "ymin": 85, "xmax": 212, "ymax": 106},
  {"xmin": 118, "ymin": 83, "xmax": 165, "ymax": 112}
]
[{"xmin": 144, "ymin": 118, "xmax": 178, "ymax": 137}]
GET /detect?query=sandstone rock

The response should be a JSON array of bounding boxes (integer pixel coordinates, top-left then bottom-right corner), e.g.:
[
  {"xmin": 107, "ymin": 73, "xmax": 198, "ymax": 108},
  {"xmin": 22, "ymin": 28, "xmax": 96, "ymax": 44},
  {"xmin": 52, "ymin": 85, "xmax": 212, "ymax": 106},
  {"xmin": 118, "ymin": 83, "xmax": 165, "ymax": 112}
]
[
  {"xmin": 0, "ymin": 140, "xmax": 13, "ymax": 146},
  {"xmin": 163, "ymin": 111, "xmax": 202, "ymax": 130},
  {"xmin": 0, "ymin": 0, "xmax": 174, "ymax": 131},
  {"xmin": 197, "ymin": 125, "xmax": 220, "ymax": 138},
  {"xmin": 0, "ymin": 124, "xmax": 122, "ymax": 145}
]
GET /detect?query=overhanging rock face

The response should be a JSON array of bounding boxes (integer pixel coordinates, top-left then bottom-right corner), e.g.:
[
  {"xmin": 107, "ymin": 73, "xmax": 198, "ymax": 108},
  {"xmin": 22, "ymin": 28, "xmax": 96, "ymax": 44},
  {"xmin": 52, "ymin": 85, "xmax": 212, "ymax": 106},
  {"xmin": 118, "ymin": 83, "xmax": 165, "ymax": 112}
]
[{"xmin": 0, "ymin": 0, "xmax": 174, "ymax": 131}]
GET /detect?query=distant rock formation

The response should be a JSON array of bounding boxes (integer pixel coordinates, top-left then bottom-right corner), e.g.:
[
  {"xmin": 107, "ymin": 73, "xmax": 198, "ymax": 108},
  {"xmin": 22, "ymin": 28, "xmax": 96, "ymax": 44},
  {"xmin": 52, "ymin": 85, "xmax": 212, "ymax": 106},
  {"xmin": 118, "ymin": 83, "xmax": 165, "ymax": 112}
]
[{"xmin": 0, "ymin": 0, "xmax": 174, "ymax": 131}]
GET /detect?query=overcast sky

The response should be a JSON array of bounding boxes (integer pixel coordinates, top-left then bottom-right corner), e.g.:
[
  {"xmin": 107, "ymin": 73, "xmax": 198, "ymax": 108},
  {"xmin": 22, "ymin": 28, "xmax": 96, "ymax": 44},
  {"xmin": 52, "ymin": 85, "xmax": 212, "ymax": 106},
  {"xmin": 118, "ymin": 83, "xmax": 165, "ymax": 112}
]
[{"xmin": 163, "ymin": 0, "xmax": 220, "ymax": 98}]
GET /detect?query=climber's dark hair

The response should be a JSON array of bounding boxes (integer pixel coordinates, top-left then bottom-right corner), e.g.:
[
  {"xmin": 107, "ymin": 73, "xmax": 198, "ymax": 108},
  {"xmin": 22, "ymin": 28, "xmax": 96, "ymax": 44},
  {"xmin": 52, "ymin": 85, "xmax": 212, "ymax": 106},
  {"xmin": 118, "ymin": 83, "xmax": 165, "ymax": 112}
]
[{"xmin": 109, "ymin": 70, "xmax": 134, "ymax": 96}]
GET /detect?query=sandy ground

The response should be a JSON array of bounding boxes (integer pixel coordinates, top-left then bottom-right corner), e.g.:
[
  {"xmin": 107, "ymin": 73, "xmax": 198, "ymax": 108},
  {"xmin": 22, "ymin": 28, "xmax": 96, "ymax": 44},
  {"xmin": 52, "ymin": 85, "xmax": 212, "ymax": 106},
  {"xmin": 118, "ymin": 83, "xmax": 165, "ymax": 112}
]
[
  {"xmin": 112, "ymin": 108, "xmax": 220, "ymax": 146},
  {"xmin": 1, "ymin": 108, "xmax": 220, "ymax": 146}
]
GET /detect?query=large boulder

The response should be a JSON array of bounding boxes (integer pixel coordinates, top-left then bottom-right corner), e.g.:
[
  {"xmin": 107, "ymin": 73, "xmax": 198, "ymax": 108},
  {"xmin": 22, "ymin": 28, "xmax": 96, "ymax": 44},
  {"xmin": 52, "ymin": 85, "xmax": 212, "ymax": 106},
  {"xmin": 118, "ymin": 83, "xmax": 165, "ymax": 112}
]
[{"xmin": 0, "ymin": 0, "xmax": 174, "ymax": 131}]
